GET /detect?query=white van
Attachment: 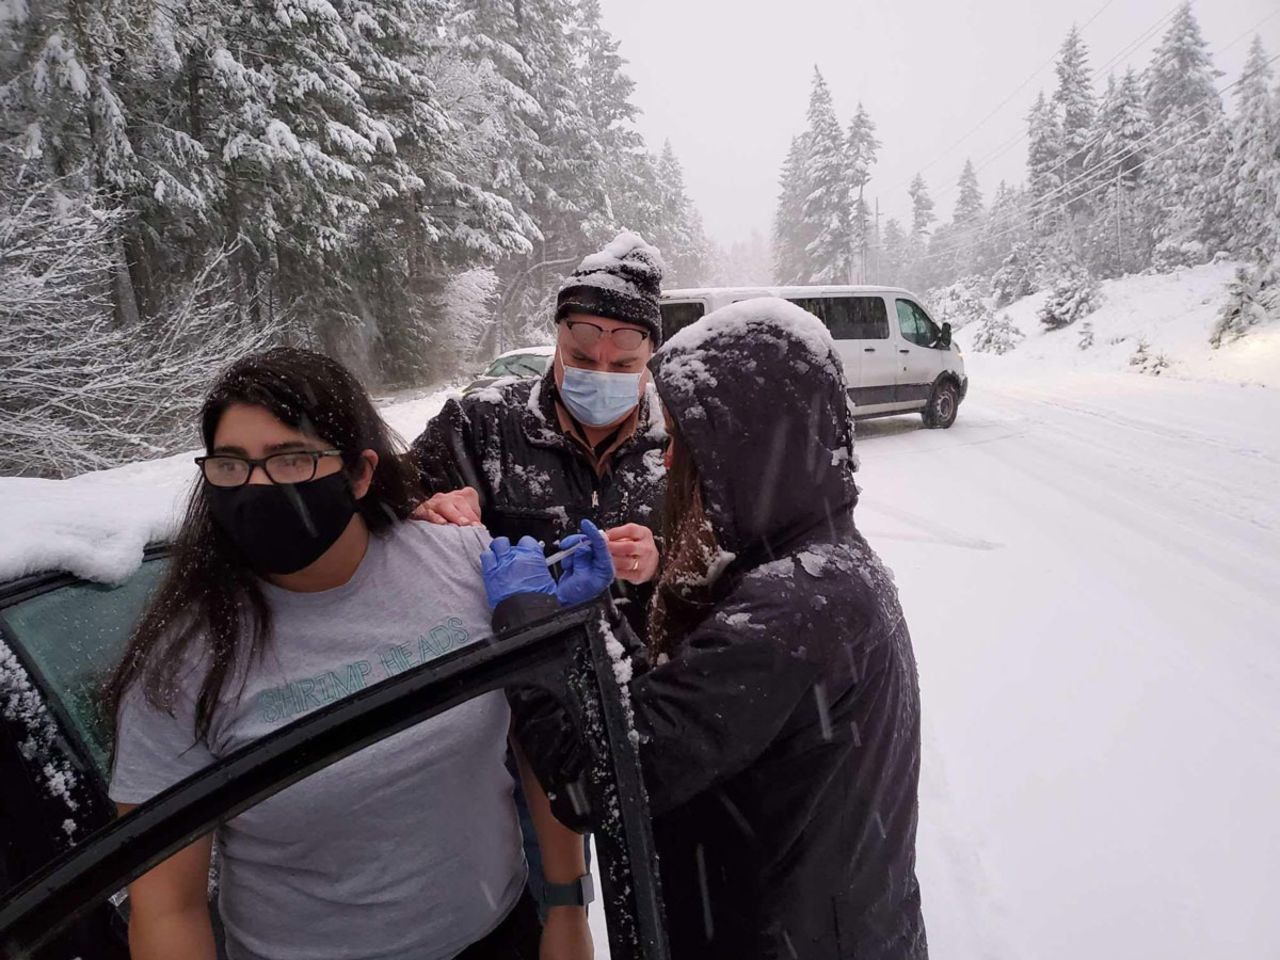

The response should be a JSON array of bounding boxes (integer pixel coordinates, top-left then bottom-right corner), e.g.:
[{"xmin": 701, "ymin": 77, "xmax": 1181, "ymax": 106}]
[{"xmin": 660, "ymin": 285, "xmax": 968, "ymax": 428}]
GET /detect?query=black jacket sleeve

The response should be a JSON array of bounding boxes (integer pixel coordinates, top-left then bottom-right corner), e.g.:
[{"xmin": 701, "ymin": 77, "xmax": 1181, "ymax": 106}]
[
  {"xmin": 626, "ymin": 602, "xmax": 822, "ymax": 815},
  {"xmin": 409, "ymin": 398, "xmax": 489, "ymax": 501},
  {"xmin": 502, "ymin": 589, "xmax": 822, "ymax": 825}
]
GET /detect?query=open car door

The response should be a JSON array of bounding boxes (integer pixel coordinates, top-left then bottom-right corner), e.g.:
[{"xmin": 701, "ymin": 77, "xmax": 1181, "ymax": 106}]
[{"xmin": 0, "ymin": 602, "xmax": 669, "ymax": 960}]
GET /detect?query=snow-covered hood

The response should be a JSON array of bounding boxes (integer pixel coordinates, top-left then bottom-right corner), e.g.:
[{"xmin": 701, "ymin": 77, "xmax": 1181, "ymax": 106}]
[{"xmin": 650, "ymin": 297, "xmax": 857, "ymax": 562}]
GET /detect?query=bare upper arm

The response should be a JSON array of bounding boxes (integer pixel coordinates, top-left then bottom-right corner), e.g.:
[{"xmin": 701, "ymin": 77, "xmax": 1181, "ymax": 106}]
[{"xmin": 116, "ymin": 803, "xmax": 213, "ymax": 917}]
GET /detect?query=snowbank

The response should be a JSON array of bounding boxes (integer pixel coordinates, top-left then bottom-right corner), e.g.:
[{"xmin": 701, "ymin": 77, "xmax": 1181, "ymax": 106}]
[
  {"xmin": 0, "ymin": 388, "xmax": 456, "ymax": 585},
  {"xmin": 963, "ymin": 262, "xmax": 1280, "ymax": 388}
]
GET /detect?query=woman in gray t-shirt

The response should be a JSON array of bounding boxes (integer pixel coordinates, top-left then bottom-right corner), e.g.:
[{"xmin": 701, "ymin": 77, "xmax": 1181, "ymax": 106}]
[{"xmin": 104, "ymin": 348, "xmax": 592, "ymax": 960}]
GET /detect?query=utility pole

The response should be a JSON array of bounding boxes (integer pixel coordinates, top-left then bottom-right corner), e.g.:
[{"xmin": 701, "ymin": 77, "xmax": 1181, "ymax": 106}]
[
  {"xmin": 1114, "ymin": 167, "xmax": 1123, "ymax": 275},
  {"xmin": 873, "ymin": 197, "xmax": 881, "ymax": 284},
  {"xmin": 858, "ymin": 182, "xmax": 867, "ymax": 284}
]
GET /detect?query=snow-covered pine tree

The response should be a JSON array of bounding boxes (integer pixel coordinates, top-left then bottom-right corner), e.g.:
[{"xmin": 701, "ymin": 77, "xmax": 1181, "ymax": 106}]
[
  {"xmin": 1268, "ymin": 75, "xmax": 1280, "ymax": 258},
  {"xmin": 906, "ymin": 172, "xmax": 936, "ymax": 288},
  {"xmin": 185, "ymin": 0, "xmax": 414, "ymax": 342},
  {"xmin": 927, "ymin": 276, "xmax": 991, "ymax": 330},
  {"xmin": 772, "ymin": 134, "xmax": 811, "ymax": 284},
  {"xmin": 969, "ymin": 311, "xmax": 1025, "ymax": 355},
  {"xmin": 799, "ymin": 68, "xmax": 853, "ymax": 283},
  {"xmin": 991, "ymin": 242, "xmax": 1047, "ymax": 306},
  {"xmin": 981, "ymin": 180, "xmax": 1028, "ymax": 277},
  {"xmin": 576, "ymin": 0, "xmax": 699, "ymax": 277},
  {"xmin": 846, "ymin": 101, "xmax": 880, "ymax": 282},
  {"xmin": 1052, "ymin": 25, "xmax": 1097, "ymax": 212},
  {"xmin": 1038, "ymin": 264, "xmax": 1100, "ymax": 329},
  {"xmin": 1228, "ymin": 37, "xmax": 1276, "ymax": 257},
  {"xmin": 521, "ymin": 0, "xmax": 608, "ymax": 253},
  {"xmin": 1210, "ymin": 258, "xmax": 1280, "ymax": 346},
  {"xmin": 342, "ymin": 0, "xmax": 531, "ymax": 382},
  {"xmin": 947, "ymin": 158, "xmax": 985, "ymax": 277},
  {"xmin": 1190, "ymin": 109, "xmax": 1235, "ymax": 259},
  {"xmin": 654, "ymin": 141, "xmax": 711, "ymax": 286},
  {"xmin": 1144, "ymin": 1, "xmax": 1225, "ymax": 268},
  {"xmin": 575, "ymin": 0, "xmax": 647, "ymax": 243},
  {"xmin": 1146, "ymin": 2, "xmax": 1221, "ymax": 124},
  {"xmin": 1026, "ymin": 90, "xmax": 1063, "ymax": 235},
  {"xmin": 880, "ymin": 218, "xmax": 908, "ymax": 286},
  {"xmin": 953, "ymin": 159, "xmax": 984, "ymax": 227},
  {"xmin": 577, "ymin": 0, "xmax": 662, "ymax": 247},
  {"xmin": 1084, "ymin": 70, "xmax": 1154, "ymax": 276},
  {"xmin": 2, "ymin": 0, "xmax": 149, "ymax": 325},
  {"xmin": 450, "ymin": 0, "xmax": 544, "ymax": 231}
]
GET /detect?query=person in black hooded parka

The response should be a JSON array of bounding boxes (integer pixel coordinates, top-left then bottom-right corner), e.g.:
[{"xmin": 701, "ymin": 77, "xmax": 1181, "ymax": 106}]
[{"xmin": 487, "ymin": 298, "xmax": 927, "ymax": 960}]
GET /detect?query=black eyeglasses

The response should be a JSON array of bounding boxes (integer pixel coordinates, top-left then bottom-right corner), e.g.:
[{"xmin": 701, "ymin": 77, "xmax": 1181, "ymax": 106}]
[
  {"xmin": 195, "ymin": 450, "xmax": 344, "ymax": 488},
  {"xmin": 562, "ymin": 320, "xmax": 650, "ymax": 351}
]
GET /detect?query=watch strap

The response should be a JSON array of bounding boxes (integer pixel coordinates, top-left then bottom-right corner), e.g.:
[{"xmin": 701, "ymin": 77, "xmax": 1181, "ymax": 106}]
[{"xmin": 542, "ymin": 873, "xmax": 595, "ymax": 908}]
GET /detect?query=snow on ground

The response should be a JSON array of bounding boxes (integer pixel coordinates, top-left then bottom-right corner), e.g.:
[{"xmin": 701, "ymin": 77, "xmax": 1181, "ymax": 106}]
[
  {"xmin": 0, "ymin": 387, "xmax": 458, "ymax": 584},
  {"xmin": 961, "ymin": 261, "xmax": 1280, "ymax": 388},
  {"xmin": 857, "ymin": 359, "xmax": 1279, "ymax": 959},
  {"xmin": 4, "ymin": 268, "xmax": 1278, "ymax": 956}
]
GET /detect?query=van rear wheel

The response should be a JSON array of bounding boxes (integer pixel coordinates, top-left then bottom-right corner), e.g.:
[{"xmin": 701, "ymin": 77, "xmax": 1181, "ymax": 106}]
[{"xmin": 923, "ymin": 380, "xmax": 959, "ymax": 429}]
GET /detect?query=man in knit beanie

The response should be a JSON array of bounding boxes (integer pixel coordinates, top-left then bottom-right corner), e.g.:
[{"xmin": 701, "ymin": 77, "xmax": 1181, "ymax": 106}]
[
  {"xmin": 554, "ymin": 230, "xmax": 665, "ymax": 348},
  {"xmin": 412, "ymin": 230, "xmax": 667, "ymax": 588},
  {"xmin": 410, "ymin": 231, "xmax": 668, "ymax": 916}
]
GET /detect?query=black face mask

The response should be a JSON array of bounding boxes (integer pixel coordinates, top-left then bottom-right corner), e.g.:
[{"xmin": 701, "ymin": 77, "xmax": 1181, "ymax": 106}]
[{"xmin": 206, "ymin": 473, "xmax": 358, "ymax": 575}]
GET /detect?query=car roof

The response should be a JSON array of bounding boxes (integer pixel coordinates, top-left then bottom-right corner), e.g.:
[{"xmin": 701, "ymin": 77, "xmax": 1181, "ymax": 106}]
[
  {"xmin": 0, "ymin": 458, "xmax": 190, "ymax": 588},
  {"xmin": 0, "ymin": 391, "xmax": 458, "ymax": 586},
  {"xmin": 494, "ymin": 345, "xmax": 555, "ymax": 359},
  {"xmin": 662, "ymin": 284, "xmax": 918, "ymax": 299}
]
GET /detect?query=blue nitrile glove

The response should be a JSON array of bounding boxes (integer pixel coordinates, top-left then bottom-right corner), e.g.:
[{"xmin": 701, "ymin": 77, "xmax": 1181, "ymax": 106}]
[
  {"xmin": 480, "ymin": 536, "xmax": 557, "ymax": 611},
  {"xmin": 554, "ymin": 519, "xmax": 616, "ymax": 607}
]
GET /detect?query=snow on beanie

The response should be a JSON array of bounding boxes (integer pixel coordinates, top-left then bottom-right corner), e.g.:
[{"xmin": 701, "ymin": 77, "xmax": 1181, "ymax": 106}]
[{"xmin": 556, "ymin": 231, "xmax": 666, "ymax": 346}]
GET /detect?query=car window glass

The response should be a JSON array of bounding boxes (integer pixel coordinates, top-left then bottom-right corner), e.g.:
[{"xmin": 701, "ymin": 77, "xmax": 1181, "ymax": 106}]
[
  {"xmin": 659, "ymin": 301, "xmax": 705, "ymax": 340},
  {"xmin": 896, "ymin": 299, "xmax": 932, "ymax": 347},
  {"xmin": 485, "ymin": 354, "xmax": 549, "ymax": 378},
  {"xmin": 912, "ymin": 302, "xmax": 942, "ymax": 346},
  {"xmin": 0, "ymin": 558, "xmax": 167, "ymax": 781},
  {"xmin": 789, "ymin": 297, "xmax": 887, "ymax": 340}
]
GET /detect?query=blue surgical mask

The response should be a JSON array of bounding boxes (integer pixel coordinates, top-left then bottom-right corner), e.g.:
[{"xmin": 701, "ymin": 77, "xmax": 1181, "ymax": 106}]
[{"xmin": 559, "ymin": 360, "xmax": 644, "ymax": 428}]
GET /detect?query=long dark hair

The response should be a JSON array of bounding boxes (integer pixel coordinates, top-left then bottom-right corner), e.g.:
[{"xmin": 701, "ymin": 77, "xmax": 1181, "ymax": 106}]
[
  {"xmin": 648, "ymin": 418, "xmax": 722, "ymax": 660},
  {"xmin": 105, "ymin": 347, "xmax": 422, "ymax": 745}
]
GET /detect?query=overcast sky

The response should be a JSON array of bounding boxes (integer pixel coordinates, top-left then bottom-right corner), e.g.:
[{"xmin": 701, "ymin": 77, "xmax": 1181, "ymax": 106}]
[{"xmin": 598, "ymin": 0, "xmax": 1280, "ymax": 249}]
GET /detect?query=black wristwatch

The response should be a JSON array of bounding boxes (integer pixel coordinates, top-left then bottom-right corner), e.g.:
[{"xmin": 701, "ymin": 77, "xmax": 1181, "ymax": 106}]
[{"xmin": 542, "ymin": 873, "xmax": 595, "ymax": 908}]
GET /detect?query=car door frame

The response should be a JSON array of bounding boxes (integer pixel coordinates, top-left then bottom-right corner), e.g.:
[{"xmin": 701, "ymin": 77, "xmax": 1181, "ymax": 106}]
[
  {"xmin": 892, "ymin": 297, "xmax": 945, "ymax": 410},
  {"xmin": 830, "ymin": 293, "xmax": 901, "ymax": 415},
  {"xmin": 0, "ymin": 602, "xmax": 670, "ymax": 960}
]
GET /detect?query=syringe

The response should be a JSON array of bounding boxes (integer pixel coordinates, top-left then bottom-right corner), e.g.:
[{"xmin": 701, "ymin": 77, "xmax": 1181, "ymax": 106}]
[{"xmin": 544, "ymin": 541, "xmax": 590, "ymax": 567}]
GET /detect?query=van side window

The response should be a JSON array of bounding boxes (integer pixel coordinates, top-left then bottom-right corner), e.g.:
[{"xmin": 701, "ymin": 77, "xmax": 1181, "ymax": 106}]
[
  {"xmin": 659, "ymin": 301, "xmax": 705, "ymax": 341},
  {"xmin": 896, "ymin": 300, "xmax": 940, "ymax": 347},
  {"xmin": 788, "ymin": 297, "xmax": 888, "ymax": 340}
]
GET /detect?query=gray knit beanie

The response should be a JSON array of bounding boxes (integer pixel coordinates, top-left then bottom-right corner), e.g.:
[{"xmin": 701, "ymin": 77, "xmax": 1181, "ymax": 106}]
[{"xmin": 555, "ymin": 231, "xmax": 666, "ymax": 346}]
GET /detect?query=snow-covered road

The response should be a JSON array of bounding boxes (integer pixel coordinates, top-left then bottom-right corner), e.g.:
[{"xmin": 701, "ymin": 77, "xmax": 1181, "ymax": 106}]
[{"xmin": 859, "ymin": 358, "xmax": 1279, "ymax": 958}]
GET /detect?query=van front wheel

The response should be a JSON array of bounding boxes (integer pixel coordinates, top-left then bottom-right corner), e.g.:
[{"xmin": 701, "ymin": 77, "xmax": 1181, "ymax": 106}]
[{"xmin": 923, "ymin": 381, "xmax": 959, "ymax": 429}]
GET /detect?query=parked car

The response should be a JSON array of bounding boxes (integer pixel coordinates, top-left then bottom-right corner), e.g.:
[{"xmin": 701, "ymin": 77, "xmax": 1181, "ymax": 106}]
[
  {"xmin": 462, "ymin": 346, "xmax": 555, "ymax": 396},
  {"xmin": 0, "ymin": 553, "xmax": 667, "ymax": 959},
  {"xmin": 661, "ymin": 286, "xmax": 968, "ymax": 428}
]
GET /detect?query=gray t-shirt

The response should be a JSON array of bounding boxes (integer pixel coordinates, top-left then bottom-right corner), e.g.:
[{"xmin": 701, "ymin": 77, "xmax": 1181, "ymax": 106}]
[{"xmin": 110, "ymin": 521, "xmax": 525, "ymax": 960}]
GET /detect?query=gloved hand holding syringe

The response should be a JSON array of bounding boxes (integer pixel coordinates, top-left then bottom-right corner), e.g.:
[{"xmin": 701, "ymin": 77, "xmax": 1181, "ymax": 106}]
[{"xmin": 543, "ymin": 541, "xmax": 589, "ymax": 567}]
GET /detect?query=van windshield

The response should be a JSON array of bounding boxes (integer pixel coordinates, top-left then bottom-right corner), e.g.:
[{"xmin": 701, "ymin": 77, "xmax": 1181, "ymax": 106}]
[{"xmin": 660, "ymin": 301, "xmax": 705, "ymax": 340}]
